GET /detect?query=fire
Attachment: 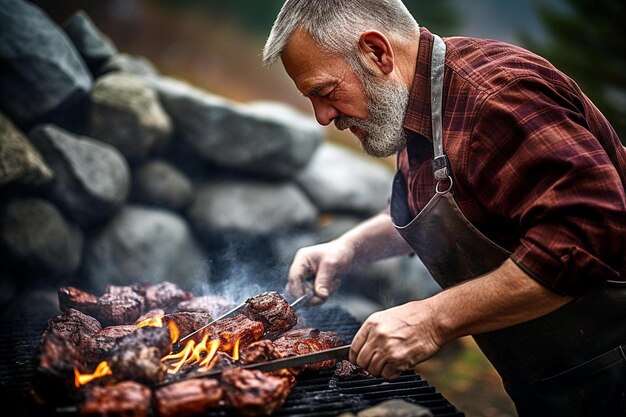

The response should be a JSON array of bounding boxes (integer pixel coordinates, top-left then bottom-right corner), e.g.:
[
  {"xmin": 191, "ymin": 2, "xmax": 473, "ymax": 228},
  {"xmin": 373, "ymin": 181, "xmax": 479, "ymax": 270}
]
[
  {"xmin": 135, "ymin": 312, "xmax": 165, "ymax": 328},
  {"xmin": 232, "ymin": 337, "xmax": 241, "ymax": 361},
  {"xmin": 168, "ymin": 321, "xmax": 180, "ymax": 344},
  {"xmin": 74, "ymin": 361, "xmax": 112, "ymax": 388},
  {"xmin": 160, "ymin": 335, "xmax": 241, "ymax": 374}
]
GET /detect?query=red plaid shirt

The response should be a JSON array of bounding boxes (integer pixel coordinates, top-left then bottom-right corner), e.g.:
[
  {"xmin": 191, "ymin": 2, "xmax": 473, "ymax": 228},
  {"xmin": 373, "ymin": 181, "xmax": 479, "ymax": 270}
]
[{"xmin": 399, "ymin": 28, "xmax": 626, "ymax": 295}]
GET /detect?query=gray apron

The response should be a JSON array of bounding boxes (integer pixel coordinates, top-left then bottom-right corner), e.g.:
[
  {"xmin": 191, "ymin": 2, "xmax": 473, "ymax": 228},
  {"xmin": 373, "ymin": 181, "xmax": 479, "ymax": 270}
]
[{"xmin": 390, "ymin": 34, "xmax": 626, "ymax": 417}]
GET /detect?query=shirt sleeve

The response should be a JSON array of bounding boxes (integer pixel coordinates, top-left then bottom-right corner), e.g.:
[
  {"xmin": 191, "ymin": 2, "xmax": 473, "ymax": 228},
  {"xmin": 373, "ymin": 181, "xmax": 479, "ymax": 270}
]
[{"xmin": 467, "ymin": 76, "xmax": 626, "ymax": 295}]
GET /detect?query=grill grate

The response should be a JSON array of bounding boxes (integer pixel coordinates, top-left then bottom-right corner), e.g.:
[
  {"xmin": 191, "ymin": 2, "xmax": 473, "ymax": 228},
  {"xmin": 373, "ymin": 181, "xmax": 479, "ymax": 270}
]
[{"xmin": 0, "ymin": 298, "xmax": 464, "ymax": 417}]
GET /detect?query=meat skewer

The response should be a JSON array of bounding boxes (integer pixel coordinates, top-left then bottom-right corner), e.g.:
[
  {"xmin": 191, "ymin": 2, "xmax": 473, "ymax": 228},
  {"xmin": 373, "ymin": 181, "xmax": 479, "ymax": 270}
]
[{"xmin": 176, "ymin": 290, "xmax": 309, "ymax": 346}]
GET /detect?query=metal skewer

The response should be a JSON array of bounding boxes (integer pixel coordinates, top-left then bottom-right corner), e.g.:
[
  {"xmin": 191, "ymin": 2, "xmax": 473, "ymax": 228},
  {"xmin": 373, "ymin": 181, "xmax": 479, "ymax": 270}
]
[
  {"xmin": 176, "ymin": 288, "xmax": 314, "ymax": 347},
  {"xmin": 176, "ymin": 301, "xmax": 247, "ymax": 346}
]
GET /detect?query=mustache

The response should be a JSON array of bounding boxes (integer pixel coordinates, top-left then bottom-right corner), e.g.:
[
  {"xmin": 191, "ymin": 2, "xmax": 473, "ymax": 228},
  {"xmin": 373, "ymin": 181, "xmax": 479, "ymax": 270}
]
[{"xmin": 334, "ymin": 115, "xmax": 363, "ymax": 131}]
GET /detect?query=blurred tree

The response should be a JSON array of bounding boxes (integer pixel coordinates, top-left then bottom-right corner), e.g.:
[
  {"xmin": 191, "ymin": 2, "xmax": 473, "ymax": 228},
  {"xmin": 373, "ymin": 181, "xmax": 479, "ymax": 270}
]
[
  {"xmin": 158, "ymin": 0, "xmax": 460, "ymax": 37},
  {"xmin": 521, "ymin": 0, "xmax": 626, "ymax": 142},
  {"xmin": 404, "ymin": 0, "xmax": 460, "ymax": 35}
]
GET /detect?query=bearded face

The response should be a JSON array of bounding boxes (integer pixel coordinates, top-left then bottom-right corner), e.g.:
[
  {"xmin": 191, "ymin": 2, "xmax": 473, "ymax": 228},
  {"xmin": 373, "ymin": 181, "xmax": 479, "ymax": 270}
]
[{"xmin": 334, "ymin": 70, "xmax": 410, "ymax": 158}]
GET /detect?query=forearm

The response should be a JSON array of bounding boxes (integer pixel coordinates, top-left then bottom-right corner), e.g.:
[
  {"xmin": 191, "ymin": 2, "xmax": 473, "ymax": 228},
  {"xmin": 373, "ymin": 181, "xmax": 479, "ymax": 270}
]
[
  {"xmin": 338, "ymin": 212, "xmax": 414, "ymax": 265},
  {"xmin": 425, "ymin": 258, "xmax": 574, "ymax": 343}
]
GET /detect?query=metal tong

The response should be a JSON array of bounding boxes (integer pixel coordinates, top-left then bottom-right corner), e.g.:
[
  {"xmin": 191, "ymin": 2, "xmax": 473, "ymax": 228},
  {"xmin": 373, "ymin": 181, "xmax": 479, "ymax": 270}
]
[{"xmin": 176, "ymin": 289, "xmax": 314, "ymax": 346}]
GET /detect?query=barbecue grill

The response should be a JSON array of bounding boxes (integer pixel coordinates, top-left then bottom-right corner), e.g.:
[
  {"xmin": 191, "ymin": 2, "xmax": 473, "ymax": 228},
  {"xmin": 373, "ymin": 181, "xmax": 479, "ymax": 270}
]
[{"xmin": 0, "ymin": 294, "xmax": 464, "ymax": 417}]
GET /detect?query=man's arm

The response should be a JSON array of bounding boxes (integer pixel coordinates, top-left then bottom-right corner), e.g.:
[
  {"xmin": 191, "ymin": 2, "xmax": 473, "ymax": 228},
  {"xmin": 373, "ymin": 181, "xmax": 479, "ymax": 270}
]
[
  {"xmin": 349, "ymin": 258, "xmax": 574, "ymax": 379},
  {"xmin": 286, "ymin": 212, "xmax": 413, "ymax": 303}
]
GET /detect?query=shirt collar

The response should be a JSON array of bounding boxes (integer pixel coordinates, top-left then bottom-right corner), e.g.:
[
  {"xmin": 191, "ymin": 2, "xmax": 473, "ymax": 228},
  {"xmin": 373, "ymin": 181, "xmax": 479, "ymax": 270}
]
[{"xmin": 403, "ymin": 27, "xmax": 436, "ymax": 142}]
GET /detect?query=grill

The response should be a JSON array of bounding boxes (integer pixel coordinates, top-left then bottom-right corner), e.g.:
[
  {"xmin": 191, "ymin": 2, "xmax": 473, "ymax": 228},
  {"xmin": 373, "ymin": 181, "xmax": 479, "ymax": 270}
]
[{"xmin": 0, "ymin": 296, "xmax": 464, "ymax": 417}]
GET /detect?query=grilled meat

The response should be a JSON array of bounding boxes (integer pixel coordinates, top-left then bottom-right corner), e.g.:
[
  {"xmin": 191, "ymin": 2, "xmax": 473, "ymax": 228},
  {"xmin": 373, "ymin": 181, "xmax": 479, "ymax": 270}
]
[
  {"xmin": 47, "ymin": 308, "xmax": 102, "ymax": 349},
  {"xmin": 134, "ymin": 281, "xmax": 193, "ymax": 312},
  {"xmin": 240, "ymin": 339, "xmax": 283, "ymax": 364},
  {"xmin": 58, "ymin": 287, "xmax": 99, "ymax": 317},
  {"xmin": 204, "ymin": 314, "xmax": 265, "ymax": 353},
  {"xmin": 334, "ymin": 360, "xmax": 369, "ymax": 378},
  {"xmin": 205, "ymin": 351, "xmax": 237, "ymax": 372},
  {"xmin": 176, "ymin": 295, "xmax": 236, "ymax": 316},
  {"xmin": 83, "ymin": 325, "xmax": 137, "ymax": 364},
  {"xmin": 273, "ymin": 328, "xmax": 343, "ymax": 371},
  {"xmin": 163, "ymin": 311, "xmax": 213, "ymax": 338},
  {"xmin": 58, "ymin": 286, "xmax": 145, "ymax": 326},
  {"xmin": 108, "ymin": 326, "xmax": 171, "ymax": 384},
  {"xmin": 221, "ymin": 368, "xmax": 293, "ymax": 417},
  {"xmin": 240, "ymin": 339, "xmax": 295, "ymax": 383},
  {"xmin": 34, "ymin": 327, "xmax": 87, "ymax": 403},
  {"xmin": 80, "ymin": 381, "xmax": 151, "ymax": 417},
  {"xmin": 155, "ymin": 378, "xmax": 223, "ymax": 417},
  {"xmin": 243, "ymin": 291, "xmax": 297, "ymax": 333}
]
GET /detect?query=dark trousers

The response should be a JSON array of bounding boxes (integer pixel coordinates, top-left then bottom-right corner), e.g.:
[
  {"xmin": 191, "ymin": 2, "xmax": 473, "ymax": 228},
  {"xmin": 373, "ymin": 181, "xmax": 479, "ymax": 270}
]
[{"xmin": 508, "ymin": 345, "xmax": 626, "ymax": 417}]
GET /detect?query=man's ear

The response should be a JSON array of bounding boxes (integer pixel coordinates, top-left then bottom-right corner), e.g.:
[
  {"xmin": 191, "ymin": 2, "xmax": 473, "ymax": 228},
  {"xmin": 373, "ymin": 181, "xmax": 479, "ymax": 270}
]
[{"xmin": 358, "ymin": 31, "xmax": 394, "ymax": 75}]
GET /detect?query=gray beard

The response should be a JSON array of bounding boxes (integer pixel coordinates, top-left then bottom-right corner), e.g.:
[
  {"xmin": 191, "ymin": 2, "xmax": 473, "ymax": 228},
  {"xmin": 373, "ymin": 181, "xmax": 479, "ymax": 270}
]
[{"xmin": 334, "ymin": 75, "xmax": 409, "ymax": 158}]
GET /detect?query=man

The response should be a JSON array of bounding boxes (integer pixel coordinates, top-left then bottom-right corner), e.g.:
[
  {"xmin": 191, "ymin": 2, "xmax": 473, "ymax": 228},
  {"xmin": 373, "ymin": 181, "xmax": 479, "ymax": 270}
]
[{"xmin": 263, "ymin": 1, "xmax": 626, "ymax": 416}]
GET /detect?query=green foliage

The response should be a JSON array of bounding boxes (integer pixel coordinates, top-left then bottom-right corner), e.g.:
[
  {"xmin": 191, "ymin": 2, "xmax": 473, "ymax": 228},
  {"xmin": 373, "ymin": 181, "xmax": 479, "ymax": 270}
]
[
  {"xmin": 521, "ymin": 0, "xmax": 626, "ymax": 142},
  {"xmin": 403, "ymin": 0, "xmax": 461, "ymax": 35}
]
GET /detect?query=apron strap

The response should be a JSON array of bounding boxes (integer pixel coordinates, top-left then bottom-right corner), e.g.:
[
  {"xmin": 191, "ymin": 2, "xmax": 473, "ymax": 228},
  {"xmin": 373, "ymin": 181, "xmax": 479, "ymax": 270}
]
[{"xmin": 430, "ymin": 35, "xmax": 449, "ymax": 182}]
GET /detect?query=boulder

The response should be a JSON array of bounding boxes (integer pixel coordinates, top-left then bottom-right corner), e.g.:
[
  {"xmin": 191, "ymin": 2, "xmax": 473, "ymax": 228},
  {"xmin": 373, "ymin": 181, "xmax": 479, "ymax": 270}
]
[
  {"xmin": 0, "ymin": 0, "xmax": 92, "ymax": 127},
  {"xmin": 62, "ymin": 10, "xmax": 117, "ymax": 74},
  {"xmin": 29, "ymin": 125, "xmax": 130, "ymax": 225},
  {"xmin": 89, "ymin": 73, "xmax": 172, "ymax": 162},
  {"xmin": 0, "ymin": 112, "xmax": 53, "ymax": 186},
  {"xmin": 148, "ymin": 76, "xmax": 322, "ymax": 178},
  {"xmin": 82, "ymin": 206, "xmax": 209, "ymax": 292},
  {"xmin": 0, "ymin": 198, "xmax": 83, "ymax": 280},
  {"xmin": 297, "ymin": 142, "xmax": 393, "ymax": 215},
  {"xmin": 188, "ymin": 180, "xmax": 318, "ymax": 239},
  {"xmin": 131, "ymin": 160, "xmax": 194, "ymax": 211},
  {"xmin": 343, "ymin": 399, "xmax": 434, "ymax": 417},
  {"xmin": 99, "ymin": 53, "xmax": 158, "ymax": 77}
]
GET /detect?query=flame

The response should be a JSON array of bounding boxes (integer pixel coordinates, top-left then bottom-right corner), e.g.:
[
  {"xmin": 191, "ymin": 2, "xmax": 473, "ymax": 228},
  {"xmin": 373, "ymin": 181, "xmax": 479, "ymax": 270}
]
[
  {"xmin": 168, "ymin": 321, "xmax": 180, "ymax": 344},
  {"xmin": 161, "ymin": 334, "xmax": 227, "ymax": 374},
  {"xmin": 135, "ymin": 311, "xmax": 165, "ymax": 328},
  {"xmin": 232, "ymin": 337, "xmax": 241, "ymax": 361},
  {"xmin": 74, "ymin": 361, "xmax": 112, "ymax": 388}
]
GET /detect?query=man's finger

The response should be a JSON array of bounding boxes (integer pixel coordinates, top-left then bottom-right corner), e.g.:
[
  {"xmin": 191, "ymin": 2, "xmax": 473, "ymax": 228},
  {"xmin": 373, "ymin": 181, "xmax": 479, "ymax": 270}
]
[
  {"xmin": 349, "ymin": 323, "xmax": 370, "ymax": 363},
  {"xmin": 286, "ymin": 260, "xmax": 308, "ymax": 298}
]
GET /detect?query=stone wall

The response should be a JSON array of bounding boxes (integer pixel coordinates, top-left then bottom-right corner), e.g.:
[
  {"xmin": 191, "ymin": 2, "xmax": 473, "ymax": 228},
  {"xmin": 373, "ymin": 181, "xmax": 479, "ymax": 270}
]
[{"xmin": 0, "ymin": 1, "xmax": 439, "ymax": 315}]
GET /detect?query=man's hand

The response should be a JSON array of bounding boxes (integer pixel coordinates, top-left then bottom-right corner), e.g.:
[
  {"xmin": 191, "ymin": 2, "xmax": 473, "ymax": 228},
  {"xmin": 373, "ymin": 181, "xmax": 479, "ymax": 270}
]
[
  {"xmin": 285, "ymin": 213, "xmax": 414, "ymax": 305},
  {"xmin": 348, "ymin": 259, "xmax": 574, "ymax": 380},
  {"xmin": 349, "ymin": 301, "xmax": 442, "ymax": 379},
  {"xmin": 286, "ymin": 239, "xmax": 355, "ymax": 304}
]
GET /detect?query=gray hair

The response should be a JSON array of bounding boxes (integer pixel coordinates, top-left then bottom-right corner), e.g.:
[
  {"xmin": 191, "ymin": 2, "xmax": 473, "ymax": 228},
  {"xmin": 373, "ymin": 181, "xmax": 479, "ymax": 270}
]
[{"xmin": 262, "ymin": 0, "xmax": 419, "ymax": 67}]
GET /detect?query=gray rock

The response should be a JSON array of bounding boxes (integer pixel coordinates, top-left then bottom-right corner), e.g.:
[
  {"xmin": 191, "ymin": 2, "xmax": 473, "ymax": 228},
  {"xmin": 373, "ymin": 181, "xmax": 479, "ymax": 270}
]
[
  {"xmin": 297, "ymin": 142, "xmax": 393, "ymax": 215},
  {"xmin": 357, "ymin": 400, "xmax": 434, "ymax": 417},
  {"xmin": 270, "ymin": 214, "xmax": 361, "ymax": 266},
  {"xmin": 0, "ymin": 0, "xmax": 92, "ymax": 126},
  {"xmin": 0, "ymin": 198, "xmax": 83, "ymax": 280},
  {"xmin": 148, "ymin": 76, "xmax": 322, "ymax": 178},
  {"xmin": 89, "ymin": 73, "xmax": 172, "ymax": 162},
  {"xmin": 131, "ymin": 160, "xmax": 194, "ymax": 211},
  {"xmin": 99, "ymin": 53, "xmax": 158, "ymax": 77},
  {"xmin": 29, "ymin": 125, "xmax": 130, "ymax": 225},
  {"xmin": 62, "ymin": 10, "xmax": 117, "ymax": 74},
  {"xmin": 0, "ymin": 112, "xmax": 53, "ymax": 186},
  {"xmin": 83, "ymin": 205, "xmax": 209, "ymax": 292},
  {"xmin": 188, "ymin": 180, "xmax": 318, "ymax": 238}
]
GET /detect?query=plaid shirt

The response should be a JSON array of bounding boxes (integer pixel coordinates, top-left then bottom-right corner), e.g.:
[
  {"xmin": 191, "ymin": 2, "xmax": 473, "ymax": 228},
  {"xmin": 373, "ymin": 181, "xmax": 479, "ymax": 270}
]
[{"xmin": 399, "ymin": 28, "xmax": 626, "ymax": 295}]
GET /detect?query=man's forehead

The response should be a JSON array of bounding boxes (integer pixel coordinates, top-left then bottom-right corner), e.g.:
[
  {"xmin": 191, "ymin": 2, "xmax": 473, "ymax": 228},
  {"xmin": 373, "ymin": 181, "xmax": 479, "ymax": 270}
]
[{"xmin": 282, "ymin": 28, "xmax": 325, "ymax": 62}]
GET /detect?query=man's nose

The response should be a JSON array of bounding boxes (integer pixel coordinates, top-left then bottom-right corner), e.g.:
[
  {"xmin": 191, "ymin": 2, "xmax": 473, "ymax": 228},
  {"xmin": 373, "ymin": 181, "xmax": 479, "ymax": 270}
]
[{"xmin": 311, "ymin": 100, "xmax": 339, "ymax": 126}]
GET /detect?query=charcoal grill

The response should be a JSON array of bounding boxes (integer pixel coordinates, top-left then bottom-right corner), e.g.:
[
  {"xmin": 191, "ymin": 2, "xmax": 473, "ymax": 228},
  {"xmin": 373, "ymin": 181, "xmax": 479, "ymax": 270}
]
[{"xmin": 0, "ymin": 294, "xmax": 464, "ymax": 417}]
